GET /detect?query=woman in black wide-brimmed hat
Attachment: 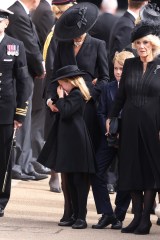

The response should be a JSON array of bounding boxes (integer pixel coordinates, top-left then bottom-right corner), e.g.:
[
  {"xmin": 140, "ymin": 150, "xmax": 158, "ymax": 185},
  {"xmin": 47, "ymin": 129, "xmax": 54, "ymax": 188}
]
[
  {"xmin": 107, "ymin": 10, "xmax": 160, "ymax": 234},
  {"xmin": 43, "ymin": 1, "xmax": 114, "ymax": 227},
  {"xmin": 48, "ymin": 2, "xmax": 109, "ymax": 150}
]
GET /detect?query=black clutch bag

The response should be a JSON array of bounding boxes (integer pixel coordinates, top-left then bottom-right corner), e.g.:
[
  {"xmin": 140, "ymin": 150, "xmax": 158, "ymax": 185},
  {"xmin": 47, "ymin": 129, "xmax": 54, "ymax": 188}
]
[{"xmin": 107, "ymin": 117, "xmax": 119, "ymax": 148}]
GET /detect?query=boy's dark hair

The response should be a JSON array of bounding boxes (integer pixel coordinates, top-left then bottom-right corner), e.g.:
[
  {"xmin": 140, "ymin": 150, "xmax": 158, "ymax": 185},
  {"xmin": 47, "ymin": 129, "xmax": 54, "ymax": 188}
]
[{"xmin": 128, "ymin": 0, "xmax": 147, "ymax": 9}]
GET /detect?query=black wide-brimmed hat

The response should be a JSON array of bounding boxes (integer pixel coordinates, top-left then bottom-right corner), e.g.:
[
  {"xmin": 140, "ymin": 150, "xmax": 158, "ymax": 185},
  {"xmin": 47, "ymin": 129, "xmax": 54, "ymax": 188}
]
[
  {"xmin": 52, "ymin": 0, "xmax": 76, "ymax": 5},
  {"xmin": 139, "ymin": 3, "xmax": 160, "ymax": 23},
  {"xmin": 131, "ymin": 20, "xmax": 160, "ymax": 42},
  {"xmin": 52, "ymin": 65, "xmax": 85, "ymax": 82},
  {"xmin": 54, "ymin": 2, "xmax": 99, "ymax": 41}
]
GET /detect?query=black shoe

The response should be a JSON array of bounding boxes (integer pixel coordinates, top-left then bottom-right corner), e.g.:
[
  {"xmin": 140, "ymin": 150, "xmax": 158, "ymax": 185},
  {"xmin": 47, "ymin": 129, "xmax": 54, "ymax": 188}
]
[
  {"xmin": 111, "ymin": 220, "xmax": 122, "ymax": 230},
  {"xmin": 107, "ymin": 184, "xmax": 115, "ymax": 194},
  {"xmin": 134, "ymin": 222, "xmax": 152, "ymax": 235},
  {"xmin": 72, "ymin": 219, "xmax": 87, "ymax": 229},
  {"xmin": 29, "ymin": 171, "xmax": 48, "ymax": 180},
  {"xmin": 12, "ymin": 172, "xmax": 35, "ymax": 181},
  {"xmin": 58, "ymin": 217, "xmax": 76, "ymax": 226},
  {"xmin": 0, "ymin": 208, "xmax": 4, "ymax": 217},
  {"xmin": 31, "ymin": 161, "xmax": 51, "ymax": 174},
  {"xmin": 157, "ymin": 218, "xmax": 160, "ymax": 226},
  {"xmin": 92, "ymin": 214, "xmax": 117, "ymax": 229},
  {"xmin": 121, "ymin": 220, "xmax": 140, "ymax": 233}
]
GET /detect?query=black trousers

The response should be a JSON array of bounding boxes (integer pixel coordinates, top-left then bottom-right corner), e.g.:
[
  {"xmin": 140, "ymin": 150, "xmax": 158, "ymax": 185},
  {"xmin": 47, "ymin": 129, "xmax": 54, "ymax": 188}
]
[
  {"xmin": 91, "ymin": 136, "xmax": 131, "ymax": 220},
  {"xmin": 0, "ymin": 124, "xmax": 13, "ymax": 210}
]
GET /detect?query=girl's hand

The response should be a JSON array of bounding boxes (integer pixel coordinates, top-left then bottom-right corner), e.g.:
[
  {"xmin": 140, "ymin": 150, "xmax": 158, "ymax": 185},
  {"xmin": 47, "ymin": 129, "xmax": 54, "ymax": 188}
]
[
  {"xmin": 57, "ymin": 85, "xmax": 64, "ymax": 98},
  {"xmin": 47, "ymin": 99, "xmax": 59, "ymax": 112}
]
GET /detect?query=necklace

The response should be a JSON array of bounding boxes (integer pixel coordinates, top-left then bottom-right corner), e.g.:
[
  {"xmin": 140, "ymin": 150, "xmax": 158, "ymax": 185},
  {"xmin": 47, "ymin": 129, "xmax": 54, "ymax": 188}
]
[{"xmin": 74, "ymin": 41, "xmax": 83, "ymax": 47}]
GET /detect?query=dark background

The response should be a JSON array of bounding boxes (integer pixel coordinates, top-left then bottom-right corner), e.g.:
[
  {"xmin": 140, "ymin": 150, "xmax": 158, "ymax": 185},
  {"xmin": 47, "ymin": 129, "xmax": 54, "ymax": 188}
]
[
  {"xmin": 77, "ymin": 0, "xmax": 128, "ymax": 9},
  {"xmin": 77, "ymin": 0, "xmax": 160, "ymax": 9}
]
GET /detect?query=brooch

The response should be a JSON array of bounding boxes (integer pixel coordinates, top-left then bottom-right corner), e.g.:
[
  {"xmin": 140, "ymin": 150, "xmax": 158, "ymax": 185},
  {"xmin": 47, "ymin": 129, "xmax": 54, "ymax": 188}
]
[{"xmin": 154, "ymin": 65, "xmax": 160, "ymax": 74}]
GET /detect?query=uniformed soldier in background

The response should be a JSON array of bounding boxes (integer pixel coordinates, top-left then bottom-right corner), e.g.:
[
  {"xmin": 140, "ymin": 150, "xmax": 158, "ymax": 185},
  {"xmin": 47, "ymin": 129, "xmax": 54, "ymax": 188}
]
[{"xmin": 0, "ymin": 8, "xmax": 30, "ymax": 217}]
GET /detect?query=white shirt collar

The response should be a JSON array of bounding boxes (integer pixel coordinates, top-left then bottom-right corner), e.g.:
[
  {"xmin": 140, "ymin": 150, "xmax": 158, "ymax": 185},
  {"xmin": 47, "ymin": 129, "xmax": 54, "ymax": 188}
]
[
  {"xmin": 45, "ymin": 0, "xmax": 52, "ymax": 6},
  {"xmin": 18, "ymin": 0, "xmax": 30, "ymax": 14},
  {"xmin": 127, "ymin": 9, "xmax": 138, "ymax": 20},
  {"xmin": 0, "ymin": 33, "xmax": 5, "ymax": 43}
]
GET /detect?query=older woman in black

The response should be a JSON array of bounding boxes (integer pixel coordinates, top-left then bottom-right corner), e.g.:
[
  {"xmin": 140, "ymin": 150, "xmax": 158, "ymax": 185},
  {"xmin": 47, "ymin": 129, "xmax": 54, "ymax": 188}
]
[{"xmin": 107, "ymin": 19, "xmax": 160, "ymax": 235}]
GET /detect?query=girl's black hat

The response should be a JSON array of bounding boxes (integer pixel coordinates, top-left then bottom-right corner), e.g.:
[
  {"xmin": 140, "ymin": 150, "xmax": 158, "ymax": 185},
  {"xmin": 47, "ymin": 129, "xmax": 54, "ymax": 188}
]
[{"xmin": 52, "ymin": 65, "xmax": 85, "ymax": 82}]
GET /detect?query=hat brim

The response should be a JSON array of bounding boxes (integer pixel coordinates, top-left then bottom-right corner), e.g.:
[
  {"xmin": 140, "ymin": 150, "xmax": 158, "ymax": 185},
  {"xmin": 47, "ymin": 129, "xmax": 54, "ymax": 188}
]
[
  {"xmin": 140, "ymin": 6, "xmax": 160, "ymax": 23},
  {"xmin": 52, "ymin": 70, "xmax": 86, "ymax": 82},
  {"xmin": 0, "ymin": 9, "xmax": 14, "ymax": 14},
  {"xmin": 54, "ymin": 2, "xmax": 99, "ymax": 41}
]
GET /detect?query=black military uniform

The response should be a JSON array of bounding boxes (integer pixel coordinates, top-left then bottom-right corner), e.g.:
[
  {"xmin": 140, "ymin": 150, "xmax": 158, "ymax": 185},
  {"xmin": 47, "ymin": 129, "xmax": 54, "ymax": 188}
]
[{"xmin": 0, "ymin": 9, "xmax": 30, "ymax": 217}]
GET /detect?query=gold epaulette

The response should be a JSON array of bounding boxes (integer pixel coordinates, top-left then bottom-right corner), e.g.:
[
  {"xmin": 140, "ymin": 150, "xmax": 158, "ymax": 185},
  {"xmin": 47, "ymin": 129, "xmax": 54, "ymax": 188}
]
[{"xmin": 43, "ymin": 26, "xmax": 55, "ymax": 61}]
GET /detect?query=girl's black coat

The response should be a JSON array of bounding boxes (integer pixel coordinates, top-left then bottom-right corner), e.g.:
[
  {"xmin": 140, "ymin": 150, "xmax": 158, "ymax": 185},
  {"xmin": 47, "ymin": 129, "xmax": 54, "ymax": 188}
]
[{"xmin": 38, "ymin": 88, "xmax": 95, "ymax": 173}]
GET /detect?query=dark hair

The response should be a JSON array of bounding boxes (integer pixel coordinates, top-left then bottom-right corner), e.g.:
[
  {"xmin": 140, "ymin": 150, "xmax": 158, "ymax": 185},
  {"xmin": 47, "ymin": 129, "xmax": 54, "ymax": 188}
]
[{"xmin": 128, "ymin": 0, "xmax": 147, "ymax": 9}]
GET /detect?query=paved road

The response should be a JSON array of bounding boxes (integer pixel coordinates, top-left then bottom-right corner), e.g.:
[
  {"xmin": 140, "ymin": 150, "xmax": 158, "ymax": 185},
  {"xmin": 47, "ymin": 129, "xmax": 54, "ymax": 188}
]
[{"xmin": 0, "ymin": 178, "xmax": 159, "ymax": 240}]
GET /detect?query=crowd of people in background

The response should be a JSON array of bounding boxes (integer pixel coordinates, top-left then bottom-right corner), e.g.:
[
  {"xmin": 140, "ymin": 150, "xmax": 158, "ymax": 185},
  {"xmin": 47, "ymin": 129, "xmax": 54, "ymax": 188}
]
[{"xmin": 0, "ymin": 0, "xmax": 160, "ymax": 236}]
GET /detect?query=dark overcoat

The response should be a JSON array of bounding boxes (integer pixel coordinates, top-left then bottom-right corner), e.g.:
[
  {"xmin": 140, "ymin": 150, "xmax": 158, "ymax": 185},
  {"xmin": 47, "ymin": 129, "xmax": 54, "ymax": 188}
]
[
  {"xmin": 110, "ymin": 57, "xmax": 160, "ymax": 191},
  {"xmin": 38, "ymin": 88, "xmax": 95, "ymax": 173},
  {"xmin": 32, "ymin": 0, "xmax": 55, "ymax": 47},
  {"xmin": 108, "ymin": 11, "xmax": 135, "ymax": 79},
  {"xmin": 89, "ymin": 12, "xmax": 118, "ymax": 52},
  {"xmin": 6, "ymin": 1, "xmax": 44, "ymax": 111},
  {"xmin": 6, "ymin": 1, "xmax": 44, "ymax": 79}
]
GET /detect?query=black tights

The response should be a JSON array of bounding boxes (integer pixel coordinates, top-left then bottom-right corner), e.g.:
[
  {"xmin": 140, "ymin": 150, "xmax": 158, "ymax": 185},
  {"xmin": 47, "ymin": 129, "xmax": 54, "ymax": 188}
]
[
  {"xmin": 128, "ymin": 190, "xmax": 156, "ymax": 228},
  {"xmin": 62, "ymin": 172, "xmax": 90, "ymax": 220},
  {"xmin": 61, "ymin": 173, "xmax": 73, "ymax": 220}
]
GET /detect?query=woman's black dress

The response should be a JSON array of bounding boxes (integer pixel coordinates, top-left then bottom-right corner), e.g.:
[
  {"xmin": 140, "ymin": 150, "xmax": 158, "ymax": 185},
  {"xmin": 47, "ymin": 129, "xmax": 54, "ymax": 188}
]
[{"xmin": 110, "ymin": 57, "xmax": 160, "ymax": 191}]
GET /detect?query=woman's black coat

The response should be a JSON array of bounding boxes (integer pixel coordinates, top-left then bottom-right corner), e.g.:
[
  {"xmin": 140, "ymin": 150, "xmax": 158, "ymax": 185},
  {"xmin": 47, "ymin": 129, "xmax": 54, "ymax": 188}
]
[
  {"xmin": 47, "ymin": 34, "xmax": 109, "ymax": 102},
  {"xmin": 38, "ymin": 88, "xmax": 95, "ymax": 173},
  {"xmin": 110, "ymin": 57, "xmax": 160, "ymax": 191},
  {"xmin": 46, "ymin": 34, "xmax": 109, "ymax": 150}
]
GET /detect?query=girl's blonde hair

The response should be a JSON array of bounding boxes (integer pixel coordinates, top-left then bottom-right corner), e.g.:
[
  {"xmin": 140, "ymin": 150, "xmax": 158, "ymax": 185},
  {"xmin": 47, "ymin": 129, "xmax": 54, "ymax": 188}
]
[
  {"xmin": 64, "ymin": 76, "xmax": 91, "ymax": 101},
  {"xmin": 52, "ymin": 3, "xmax": 73, "ymax": 14},
  {"xmin": 132, "ymin": 34, "xmax": 160, "ymax": 58},
  {"xmin": 113, "ymin": 51, "xmax": 135, "ymax": 65}
]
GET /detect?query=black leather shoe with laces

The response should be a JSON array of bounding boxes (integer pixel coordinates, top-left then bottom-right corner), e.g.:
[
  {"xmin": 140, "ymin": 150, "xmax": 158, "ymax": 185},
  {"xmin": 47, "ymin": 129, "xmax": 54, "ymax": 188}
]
[
  {"xmin": 58, "ymin": 216, "xmax": 76, "ymax": 226},
  {"xmin": 72, "ymin": 219, "xmax": 87, "ymax": 229},
  {"xmin": 92, "ymin": 214, "xmax": 118, "ymax": 229},
  {"xmin": 111, "ymin": 220, "xmax": 122, "ymax": 229}
]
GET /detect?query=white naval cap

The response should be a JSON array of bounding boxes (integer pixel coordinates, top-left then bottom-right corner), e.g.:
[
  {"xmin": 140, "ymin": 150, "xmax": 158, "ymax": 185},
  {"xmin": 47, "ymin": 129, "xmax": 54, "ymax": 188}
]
[{"xmin": 0, "ymin": 8, "xmax": 14, "ymax": 21}]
